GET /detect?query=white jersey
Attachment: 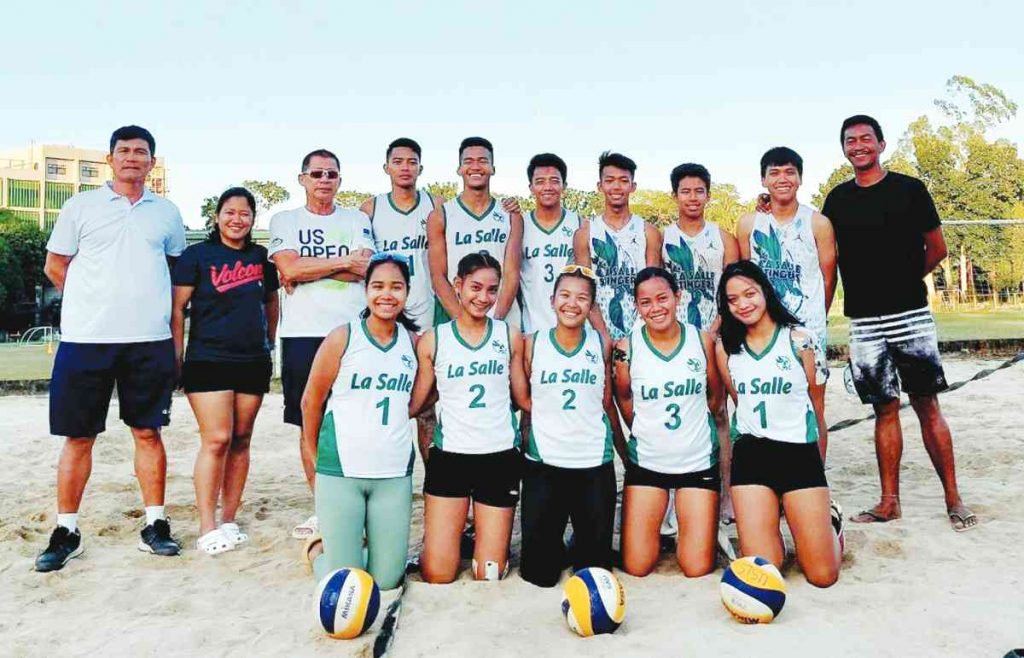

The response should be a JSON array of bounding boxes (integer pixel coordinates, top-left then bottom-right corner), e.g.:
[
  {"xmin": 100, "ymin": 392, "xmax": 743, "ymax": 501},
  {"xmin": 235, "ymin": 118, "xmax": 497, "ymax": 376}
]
[
  {"xmin": 589, "ymin": 214, "xmax": 648, "ymax": 341},
  {"xmin": 662, "ymin": 221, "xmax": 725, "ymax": 331},
  {"xmin": 727, "ymin": 326, "xmax": 818, "ymax": 445},
  {"xmin": 316, "ymin": 321, "xmax": 417, "ymax": 478},
  {"xmin": 268, "ymin": 205, "xmax": 375, "ymax": 338},
  {"xmin": 628, "ymin": 322, "xmax": 717, "ymax": 474},
  {"xmin": 439, "ymin": 196, "xmax": 519, "ymax": 328},
  {"xmin": 748, "ymin": 204, "xmax": 826, "ymax": 352},
  {"xmin": 433, "ymin": 318, "xmax": 518, "ymax": 454},
  {"xmin": 520, "ymin": 209, "xmax": 580, "ymax": 333},
  {"xmin": 370, "ymin": 191, "xmax": 435, "ymax": 330},
  {"xmin": 527, "ymin": 329, "xmax": 612, "ymax": 469}
]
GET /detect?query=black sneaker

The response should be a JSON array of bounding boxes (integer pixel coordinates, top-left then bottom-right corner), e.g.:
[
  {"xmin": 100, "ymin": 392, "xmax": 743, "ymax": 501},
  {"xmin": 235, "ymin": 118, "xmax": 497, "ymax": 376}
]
[
  {"xmin": 35, "ymin": 526, "xmax": 83, "ymax": 572},
  {"xmin": 138, "ymin": 519, "xmax": 181, "ymax": 556}
]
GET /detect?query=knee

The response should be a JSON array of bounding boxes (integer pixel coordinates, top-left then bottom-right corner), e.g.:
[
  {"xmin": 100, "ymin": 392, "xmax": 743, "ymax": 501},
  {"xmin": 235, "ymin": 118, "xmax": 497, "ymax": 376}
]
[
  {"xmin": 132, "ymin": 428, "xmax": 162, "ymax": 444},
  {"xmin": 421, "ymin": 563, "xmax": 456, "ymax": 584},
  {"xmin": 621, "ymin": 554, "xmax": 655, "ymax": 578},
  {"xmin": 678, "ymin": 556, "xmax": 715, "ymax": 578},
  {"xmin": 874, "ymin": 400, "xmax": 901, "ymax": 420},
  {"xmin": 202, "ymin": 432, "xmax": 232, "ymax": 456},
  {"xmin": 63, "ymin": 437, "xmax": 95, "ymax": 455},
  {"xmin": 230, "ymin": 432, "xmax": 252, "ymax": 452},
  {"xmin": 804, "ymin": 564, "xmax": 839, "ymax": 588},
  {"xmin": 909, "ymin": 395, "xmax": 939, "ymax": 419}
]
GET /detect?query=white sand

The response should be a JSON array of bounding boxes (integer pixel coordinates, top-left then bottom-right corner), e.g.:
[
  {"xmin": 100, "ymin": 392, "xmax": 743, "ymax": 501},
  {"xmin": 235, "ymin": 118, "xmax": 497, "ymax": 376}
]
[{"xmin": 1, "ymin": 356, "xmax": 1022, "ymax": 657}]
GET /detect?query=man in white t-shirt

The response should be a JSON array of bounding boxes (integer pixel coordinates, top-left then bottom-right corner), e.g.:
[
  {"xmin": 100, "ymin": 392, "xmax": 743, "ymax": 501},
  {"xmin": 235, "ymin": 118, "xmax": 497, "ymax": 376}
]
[
  {"xmin": 36, "ymin": 126, "xmax": 186, "ymax": 572},
  {"xmin": 268, "ymin": 148, "xmax": 374, "ymax": 539}
]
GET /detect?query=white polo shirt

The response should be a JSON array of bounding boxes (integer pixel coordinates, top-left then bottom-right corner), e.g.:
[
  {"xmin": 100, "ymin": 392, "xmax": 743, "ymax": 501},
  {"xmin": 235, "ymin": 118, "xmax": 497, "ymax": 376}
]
[
  {"xmin": 268, "ymin": 205, "xmax": 375, "ymax": 338},
  {"xmin": 47, "ymin": 184, "xmax": 186, "ymax": 343}
]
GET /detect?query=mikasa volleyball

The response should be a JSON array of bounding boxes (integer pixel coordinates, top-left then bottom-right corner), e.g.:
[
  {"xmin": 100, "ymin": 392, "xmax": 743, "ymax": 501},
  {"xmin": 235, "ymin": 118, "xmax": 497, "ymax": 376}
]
[{"xmin": 314, "ymin": 568, "xmax": 381, "ymax": 639}]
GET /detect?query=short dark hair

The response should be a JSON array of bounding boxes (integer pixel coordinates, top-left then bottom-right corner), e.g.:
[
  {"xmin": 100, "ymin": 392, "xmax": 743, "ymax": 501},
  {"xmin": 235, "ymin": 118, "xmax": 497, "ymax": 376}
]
[
  {"xmin": 760, "ymin": 147, "xmax": 803, "ymax": 178},
  {"xmin": 598, "ymin": 151, "xmax": 636, "ymax": 179},
  {"xmin": 716, "ymin": 260, "xmax": 801, "ymax": 354},
  {"xmin": 456, "ymin": 251, "xmax": 502, "ymax": 280},
  {"xmin": 840, "ymin": 114, "xmax": 884, "ymax": 144},
  {"xmin": 207, "ymin": 187, "xmax": 257, "ymax": 247},
  {"xmin": 527, "ymin": 153, "xmax": 567, "ymax": 183},
  {"xmin": 633, "ymin": 266, "xmax": 679, "ymax": 299},
  {"xmin": 301, "ymin": 149, "xmax": 340, "ymax": 172},
  {"xmin": 386, "ymin": 138, "xmax": 422, "ymax": 161},
  {"xmin": 459, "ymin": 137, "xmax": 494, "ymax": 162},
  {"xmin": 670, "ymin": 163, "xmax": 710, "ymax": 193},
  {"xmin": 109, "ymin": 125, "xmax": 155, "ymax": 155},
  {"xmin": 553, "ymin": 269, "xmax": 597, "ymax": 300}
]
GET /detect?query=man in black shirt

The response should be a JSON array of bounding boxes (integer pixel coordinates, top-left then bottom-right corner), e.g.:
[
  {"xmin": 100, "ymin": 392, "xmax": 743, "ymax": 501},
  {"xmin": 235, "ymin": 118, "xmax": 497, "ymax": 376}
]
[{"xmin": 823, "ymin": 115, "xmax": 976, "ymax": 532}]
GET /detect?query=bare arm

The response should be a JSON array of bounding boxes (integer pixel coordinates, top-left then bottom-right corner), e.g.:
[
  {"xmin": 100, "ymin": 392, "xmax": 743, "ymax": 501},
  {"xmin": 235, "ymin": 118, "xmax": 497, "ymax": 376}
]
[
  {"xmin": 611, "ymin": 338, "xmax": 634, "ymax": 429},
  {"xmin": 272, "ymin": 249, "xmax": 369, "ymax": 286},
  {"xmin": 509, "ymin": 327, "xmax": 530, "ymax": 412},
  {"xmin": 791, "ymin": 329, "xmax": 823, "ymax": 422},
  {"xmin": 494, "ymin": 211, "xmax": 524, "ymax": 319},
  {"xmin": 300, "ymin": 326, "xmax": 349, "ymax": 470},
  {"xmin": 721, "ymin": 227, "xmax": 740, "ymax": 266},
  {"xmin": 574, "ymin": 223, "xmax": 612, "ymax": 341},
  {"xmin": 702, "ymin": 331, "xmax": 724, "ymax": 413},
  {"xmin": 409, "ymin": 330, "xmax": 438, "ymax": 418},
  {"xmin": 328, "ymin": 248, "xmax": 373, "ymax": 282},
  {"xmin": 603, "ymin": 335, "xmax": 628, "ymax": 463},
  {"xmin": 714, "ymin": 340, "xmax": 738, "ymax": 404},
  {"xmin": 923, "ymin": 227, "xmax": 948, "ymax": 276},
  {"xmin": 359, "ymin": 197, "xmax": 376, "ymax": 218},
  {"xmin": 736, "ymin": 213, "xmax": 754, "ymax": 260},
  {"xmin": 517, "ymin": 333, "xmax": 534, "ymax": 413},
  {"xmin": 264, "ymin": 291, "xmax": 279, "ymax": 345},
  {"xmin": 171, "ymin": 285, "xmax": 193, "ymax": 382},
  {"xmin": 644, "ymin": 222, "xmax": 663, "ymax": 267},
  {"xmin": 44, "ymin": 252, "xmax": 72, "ymax": 292},
  {"xmin": 427, "ymin": 207, "xmax": 460, "ymax": 320},
  {"xmin": 812, "ymin": 212, "xmax": 838, "ymax": 314}
]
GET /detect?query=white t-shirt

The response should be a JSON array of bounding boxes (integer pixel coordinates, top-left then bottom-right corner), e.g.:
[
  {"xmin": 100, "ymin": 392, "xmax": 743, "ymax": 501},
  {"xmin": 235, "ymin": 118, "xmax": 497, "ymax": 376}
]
[
  {"xmin": 46, "ymin": 184, "xmax": 186, "ymax": 343},
  {"xmin": 268, "ymin": 205, "xmax": 375, "ymax": 338}
]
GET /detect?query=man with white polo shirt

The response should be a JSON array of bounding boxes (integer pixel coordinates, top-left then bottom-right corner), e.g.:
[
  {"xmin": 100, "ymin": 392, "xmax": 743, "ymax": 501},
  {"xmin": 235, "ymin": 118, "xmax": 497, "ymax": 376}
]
[
  {"xmin": 36, "ymin": 125, "xmax": 186, "ymax": 572},
  {"xmin": 268, "ymin": 149, "xmax": 374, "ymax": 539}
]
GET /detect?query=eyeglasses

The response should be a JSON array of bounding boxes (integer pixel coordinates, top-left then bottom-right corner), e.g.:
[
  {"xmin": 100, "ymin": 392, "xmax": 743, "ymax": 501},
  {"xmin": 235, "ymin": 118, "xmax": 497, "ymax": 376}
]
[
  {"xmin": 304, "ymin": 169, "xmax": 340, "ymax": 180},
  {"xmin": 369, "ymin": 251, "xmax": 411, "ymax": 266},
  {"xmin": 560, "ymin": 264, "xmax": 598, "ymax": 281}
]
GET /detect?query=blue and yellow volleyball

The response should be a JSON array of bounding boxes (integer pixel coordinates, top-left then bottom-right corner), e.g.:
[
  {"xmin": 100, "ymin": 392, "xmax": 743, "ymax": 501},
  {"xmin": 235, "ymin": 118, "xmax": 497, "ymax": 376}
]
[
  {"xmin": 314, "ymin": 568, "xmax": 381, "ymax": 639},
  {"xmin": 561, "ymin": 567, "xmax": 626, "ymax": 637},
  {"xmin": 720, "ymin": 556, "xmax": 787, "ymax": 624}
]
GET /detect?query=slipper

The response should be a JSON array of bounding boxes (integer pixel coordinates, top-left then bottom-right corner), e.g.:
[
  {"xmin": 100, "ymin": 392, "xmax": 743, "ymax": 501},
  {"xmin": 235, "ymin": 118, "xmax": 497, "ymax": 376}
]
[
  {"xmin": 196, "ymin": 528, "xmax": 234, "ymax": 556},
  {"xmin": 949, "ymin": 509, "xmax": 978, "ymax": 533},
  {"xmin": 301, "ymin": 533, "xmax": 323, "ymax": 575},
  {"xmin": 849, "ymin": 509, "xmax": 896, "ymax": 524},
  {"xmin": 220, "ymin": 522, "xmax": 249, "ymax": 546},
  {"xmin": 292, "ymin": 515, "xmax": 318, "ymax": 540},
  {"xmin": 830, "ymin": 500, "xmax": 845, "ymax": 554}
]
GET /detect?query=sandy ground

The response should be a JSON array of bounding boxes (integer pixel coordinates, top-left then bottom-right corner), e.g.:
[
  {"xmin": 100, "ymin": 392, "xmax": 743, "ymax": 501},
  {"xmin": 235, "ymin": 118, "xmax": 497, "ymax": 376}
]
[{"xmin": 1, "ymin": 356, "xmax": 1022, "ymax": 658}]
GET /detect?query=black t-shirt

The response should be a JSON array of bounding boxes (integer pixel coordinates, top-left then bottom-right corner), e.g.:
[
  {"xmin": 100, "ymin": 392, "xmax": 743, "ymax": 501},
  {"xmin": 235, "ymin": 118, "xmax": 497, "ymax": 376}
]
[
  {"xmin": 172, "ymin": 241, "xmax": 280, "ymax": 362},
  {"xmin": 822, "ymin": 172, "xmax": 940, "ymax": 318}
]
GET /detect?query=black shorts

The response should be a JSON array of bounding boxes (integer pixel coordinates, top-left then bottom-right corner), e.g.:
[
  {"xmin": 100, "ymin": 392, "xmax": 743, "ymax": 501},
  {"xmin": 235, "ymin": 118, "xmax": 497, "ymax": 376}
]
[
  {"xmin": 423, "ymin": 447, "xmax": 522, "ymax": 508},
  {"xmin": 281, "ymin": 336, "xmax": 325, "ymax": 426},
  {"xmin": 181, "ymin": 358, "xmax": 272, "ymax": 395},
  {"xmin": 624, "ymin": 462, "xmax": 721, "ymax": 492},
  {"xmin": 49, "ymin": 339, "xmax": 175, "ymax": 437},
  {"xmin": 730, "ymin": 435, "xmax": 827, "ymax": 496}
]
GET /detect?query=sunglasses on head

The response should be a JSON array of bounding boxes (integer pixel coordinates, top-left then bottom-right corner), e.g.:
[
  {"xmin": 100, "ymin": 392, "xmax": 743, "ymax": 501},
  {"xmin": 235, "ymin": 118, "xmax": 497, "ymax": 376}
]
[
  {"xmin": 560, "ymin": 264, "xmax": 598, "ymax": 281},
  {"xmin": 304, "ymin": 169, "xmax": 339, "ymax": 180},
  {"xmin": 369, "ymin": 251, "xmax": 411, "ymax": 266}
]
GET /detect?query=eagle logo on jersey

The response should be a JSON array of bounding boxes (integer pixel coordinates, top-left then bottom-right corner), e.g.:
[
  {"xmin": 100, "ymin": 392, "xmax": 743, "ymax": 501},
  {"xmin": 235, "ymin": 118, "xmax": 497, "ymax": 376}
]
[
  {"xmin": 491, "ymin": 340, "xmax": 507, "ymax": 355},
  {"xmin": 686, "ymin": 357, "xmax": 702, "ymax": 373},
  {"xmin": 401, "ymin": 354, "xmax": 415, "ymax": 370},
  {"xmin": 776, "ymin": 355, "xmax": 792, "ymax": 371},
  {"xmin": 584, "ymin": 349, "xmax": 598, "ymax": 365}
]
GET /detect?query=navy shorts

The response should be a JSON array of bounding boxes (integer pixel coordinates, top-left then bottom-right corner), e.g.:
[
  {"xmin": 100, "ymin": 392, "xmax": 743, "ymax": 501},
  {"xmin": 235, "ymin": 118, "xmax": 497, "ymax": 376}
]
[
  {"xmin": 281, "ymin": 336, "xmax": 325, "ymax": 426},
  {"xmin": 49, "ymin": 339, "xmax": 175, "ymax": 438}
]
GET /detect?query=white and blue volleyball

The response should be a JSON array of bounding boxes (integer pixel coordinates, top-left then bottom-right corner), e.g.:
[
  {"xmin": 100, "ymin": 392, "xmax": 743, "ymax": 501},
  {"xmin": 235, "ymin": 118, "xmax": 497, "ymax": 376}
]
[
  {"xmin": 561, "ymin": 567, "xmax": 626, "ymax": 637},
  {"xmin": 720, "ymin": 556, "xmax": 787, "ymax": 624},
  {"xmin": 314, "ymin": 568, "xmax": 380, "ymax": 639}
]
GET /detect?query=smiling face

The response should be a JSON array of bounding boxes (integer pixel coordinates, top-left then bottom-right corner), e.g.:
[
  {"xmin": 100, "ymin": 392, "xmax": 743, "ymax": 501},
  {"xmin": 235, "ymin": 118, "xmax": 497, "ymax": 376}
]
[
  {"xmin": 598, "ymin": 165, "xmax": 636, "ymax": 211},
  {"xmin": 843, "ymin": 123, "xmax": 886, "ymax": 172},
  {"xmin": 762, "ymin": 163, "xmax": 801, "ymax": 204},
  {"xmin": 366, "ymin": 261, "xmax": 409, "ymax": 322},
  {"xmin": 529, "ymin": 165, "xmax": 565, "ymax": 211},
  {"xmin": 455, "ymin": 266, "xmax": 499, "ymax": 319},
  {"xmin": 216, "ymin": 196, "xmax": 255, "ymax": 244},
  {"xmin": 636, "ymin": 276, "xmax": 680, "ymax": 333},
  {"xmin": 551, "ymin": 275, "xmax": 594, "ymax": 330},
  {"xmin": 458, "ymin": 146, "xmax": 494, "ymax": 191},
  {"xmin": 675, "ymin": 175, "xmax": 709, "ymax": 221},
  {"xmin": 299, "ymin": 154, "xmax": 341, "ymax": 205},
  {"xmin": 385, "ymin": 146, "xmax": 422, "ymax": 190},
  {"xmin": 724, "ymin": 275, "xmax": 767, "ymax": 327},
  {"xmin": 106, "ymin": 138, "xmax": 155, "ymax": 185}
]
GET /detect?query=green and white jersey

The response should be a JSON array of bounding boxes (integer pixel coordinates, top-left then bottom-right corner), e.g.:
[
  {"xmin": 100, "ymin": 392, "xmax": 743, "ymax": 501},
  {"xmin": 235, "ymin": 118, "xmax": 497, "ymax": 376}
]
[
  {"xmin": 628, "ymin": 322, "xmax": 717, "ymax": 474},
  {"xmin": 433, "ymin": 318, "xmax": 518, "ymax": 454},
  {"xmin": 316, "ymin": 321, "xmax": 417, "ymax": 478},
  {"xmin": 520, "ymin": 209, "xmax": 580, "ymax": 333},
  {"xmin": 749, "ymin": 204, "xmax": 826, "ymax": 354},
  {"xmin": 590, "ymin": 214, "xmax": 648, "ymax": 341},
  {"xmin": 527, "ymin": 328, "xmax": 612, "ymax": 468},
  {"xmin": 727, "ymin": 326, "xmax": 818, "ymax": 444},
  {"xmin": 662, "ymin": 221, "xmax": 724, "ymax": 331},
  {"xmin": 436, "ymin": 195, "xmax": 519, "ymax": 328},
  {"xmin": 370, "ymin": 191, "xmax": 435, "ymax": 330}
]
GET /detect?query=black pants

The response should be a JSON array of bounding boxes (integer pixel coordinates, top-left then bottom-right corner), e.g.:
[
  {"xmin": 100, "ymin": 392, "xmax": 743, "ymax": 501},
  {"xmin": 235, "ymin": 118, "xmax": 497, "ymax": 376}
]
[{"xmin": 519, "ymin": 459, "xmax": 616, "ymax": 588}]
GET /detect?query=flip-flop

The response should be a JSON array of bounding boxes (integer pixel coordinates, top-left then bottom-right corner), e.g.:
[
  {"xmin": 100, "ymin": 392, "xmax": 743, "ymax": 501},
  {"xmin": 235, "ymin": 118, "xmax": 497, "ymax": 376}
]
[
  {"xmin": 196, "ymin": 528, "xmax": 234, "ymax": 556},
  {"xmin": 849, "ymin": 509, "xmax": 896, "ymax": 524},
  {"xmin": 949, "ymin": 509, "xmax": 978, "ymax": 533},
  {"xmin": 291, "ymin": 515, "xmax": 318, "ymax": 540},
  {"xmin": 301, "ymin": 533, "xmax": 323, "ymax": 575}
]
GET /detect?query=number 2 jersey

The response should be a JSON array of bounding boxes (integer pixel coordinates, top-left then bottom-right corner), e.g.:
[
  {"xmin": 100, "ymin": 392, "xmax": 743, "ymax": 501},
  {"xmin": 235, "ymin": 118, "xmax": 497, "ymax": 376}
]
[
  {"xmin": 520, "ymin": 209, "xmax": 580, "ymax": 334},
  {"xmin": 316, "ymin": 321, "xmax": 417, "ymax": 478},
  {"xmin": 727, "ymin": 325, "xmax": 819, "ymax": 444}
]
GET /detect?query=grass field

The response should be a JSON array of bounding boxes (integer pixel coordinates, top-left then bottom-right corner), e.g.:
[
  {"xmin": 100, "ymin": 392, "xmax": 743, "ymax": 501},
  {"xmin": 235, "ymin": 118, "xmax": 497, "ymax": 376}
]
[{"xmin": 1, "ymin": 311, "xmax": 1022, "ymax": 381}]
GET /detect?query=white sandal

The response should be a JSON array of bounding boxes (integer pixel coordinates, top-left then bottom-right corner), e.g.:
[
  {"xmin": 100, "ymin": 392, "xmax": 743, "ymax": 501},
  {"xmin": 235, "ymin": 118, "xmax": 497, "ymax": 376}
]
[
  {"xmin": 291, "ymin": 515, "xmax": 319, "ymax": 540},
  {"xmin": 220, "ymin": 522, "xmax": 249, "ymax": 546},
  {"xmin": 196, "ymin": 528, "xmax": 234, "ymax": 556}
]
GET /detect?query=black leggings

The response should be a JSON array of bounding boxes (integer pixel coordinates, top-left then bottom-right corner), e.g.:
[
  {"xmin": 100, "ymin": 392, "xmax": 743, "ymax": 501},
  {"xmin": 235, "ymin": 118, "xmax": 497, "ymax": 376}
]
[{"xmin": 519, "ymin": 459, "xmax": 617, "ymax": 588}]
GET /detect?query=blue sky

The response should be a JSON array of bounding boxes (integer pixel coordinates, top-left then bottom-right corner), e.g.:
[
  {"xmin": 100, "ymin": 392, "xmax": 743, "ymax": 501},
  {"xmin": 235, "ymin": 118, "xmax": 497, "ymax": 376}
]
[{"xmin": 3, "ymin": 0, "xmax": 1022, "ymax": 227}]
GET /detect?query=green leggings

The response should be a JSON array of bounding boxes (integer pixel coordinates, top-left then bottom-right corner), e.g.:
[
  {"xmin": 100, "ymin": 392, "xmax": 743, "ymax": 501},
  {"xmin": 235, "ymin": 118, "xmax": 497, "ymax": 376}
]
[{"xmin": 313, "ymin": 473, "xmax": 412, "ymax": 590}]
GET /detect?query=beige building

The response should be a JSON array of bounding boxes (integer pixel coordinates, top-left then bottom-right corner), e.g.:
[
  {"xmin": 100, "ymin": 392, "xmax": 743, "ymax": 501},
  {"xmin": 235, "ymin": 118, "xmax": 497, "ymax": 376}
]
[{"xmin": 0, "ymin": 144, "xmax": 168, "ymax": 231}]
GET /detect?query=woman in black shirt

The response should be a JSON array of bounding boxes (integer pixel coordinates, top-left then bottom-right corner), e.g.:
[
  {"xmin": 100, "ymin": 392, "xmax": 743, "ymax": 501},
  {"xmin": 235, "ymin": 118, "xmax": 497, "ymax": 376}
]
[{"xmin": 172, "ymin": 187, "xmax": 280, "ymax": 555}]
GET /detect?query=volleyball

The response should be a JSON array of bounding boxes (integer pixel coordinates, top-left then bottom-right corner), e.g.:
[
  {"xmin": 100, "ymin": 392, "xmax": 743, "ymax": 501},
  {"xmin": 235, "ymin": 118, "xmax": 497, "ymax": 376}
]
[
  {"xmin": 561, "ymin": 567, "xmax": 626, "ymax": 637},
  {"xmin": 314, "ymin": 568, "xmax": 381, "ymax": 639},
  {"xmin": 720, "ymin": 556, "xmax": 787, "ymax": 624}
]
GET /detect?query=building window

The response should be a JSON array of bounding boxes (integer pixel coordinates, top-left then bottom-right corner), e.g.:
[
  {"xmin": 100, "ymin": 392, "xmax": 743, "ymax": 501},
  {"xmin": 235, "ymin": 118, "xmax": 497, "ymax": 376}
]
[
  {"xmin": 7, "ymin": 179, "xmax": 40, "ymax": 208},
  {"xmin": 80, "ymin": 163, "xmax": 101, "ymax": 178},
  {"xmin": 47, "ymin": 162, "xmax": 68, "ymax": 176},
  {"xmin": 9, "ymin": 209, "xmax": 40, "ymax": 223},
  {"xmin": 45, "ymin": 182, "xmax": 75, "ymax": 210},
  {"xmin": 79, "ymin": 183, "xmax": 101, "ymax": 193},
  {"xmin": 45, "ymin": 211, "xmax": 60, "ymax": 233}
]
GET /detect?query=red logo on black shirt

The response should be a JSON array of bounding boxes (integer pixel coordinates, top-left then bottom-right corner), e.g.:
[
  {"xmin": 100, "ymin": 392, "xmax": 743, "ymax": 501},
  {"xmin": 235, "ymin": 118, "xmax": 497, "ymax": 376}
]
[{"xmin": 210, "ymin": 261, "xmax": 263, "ymax": 293}]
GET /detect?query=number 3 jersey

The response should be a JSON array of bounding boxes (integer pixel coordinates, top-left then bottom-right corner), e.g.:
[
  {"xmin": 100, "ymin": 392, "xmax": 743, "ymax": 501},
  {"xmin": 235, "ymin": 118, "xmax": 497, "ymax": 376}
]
[
  {"xmin": 727, "ymin": 326, "xmax": 819, "ymax": 444},
  {"xmin": 316, "ymin": 321, "xmax": 417, "ymax": 479},
  {"xmin": 628, "ymin": 322, "xmax": 717, "ymax": 474},
  {"xmin": 520, "ymin": 209, "xmax": 581, "ymax": 333},
  {"xmin": 432, "ymin": 318, "xmax": 518, "ymax": 454}
]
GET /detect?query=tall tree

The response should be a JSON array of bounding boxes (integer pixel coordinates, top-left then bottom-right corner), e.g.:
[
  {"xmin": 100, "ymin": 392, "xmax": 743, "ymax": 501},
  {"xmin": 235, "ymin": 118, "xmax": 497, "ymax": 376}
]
[
  {"xmin": 423, "ymin": 181, "xmax": 459, "ymax": 202},
  {"xmin": 0, "ymin": 212, "xmax": 47, "ymax": 300},
  {"xmin": 242, "ymin": 180, "xmax": 290, "ymax": 213},
  {"xmin": 335, "ymin": 190, "xmax": 372, "ymax": 208},
  {"xmin": 200, "ymin": 196, "xmax": 219, "ymax": 228},
  {"xmin": 704, "ymin": 183, "xmax": 754, "ymax": 234}
]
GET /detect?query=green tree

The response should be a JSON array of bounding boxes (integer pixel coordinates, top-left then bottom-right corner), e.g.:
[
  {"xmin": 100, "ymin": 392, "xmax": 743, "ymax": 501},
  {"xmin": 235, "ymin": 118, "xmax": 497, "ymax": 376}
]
[
  {"xmin": 0, "ymin": 212, "xmax": 47, "ymax": 302},
  {"xmin": 630, "ymin": 190, "xmax": 677, "ymax": 228},
  {"xmin": 561, "ymin": 188, "xmax": 603, "ymax": 217},
  {"xmin": 0, "ymin": 236, "xmax": 17, "ymax": 314},
  {"xmin": 704, "ymin": 184, "xmax": 754, "ymax": 234},
  {"xmin": 423, "ymin": 181, "xmax": 459, "ymax": 201},
  {"xmin": 200, "ymin": 196, "xmax": 219, "ymax": 228},
  {"xmin": 335, "ymin": 190, "xmax": 372, "ymax": 208},
  {"xmin": 242, "ymin": 180, "xmax": 290, "ymax": 213}
]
